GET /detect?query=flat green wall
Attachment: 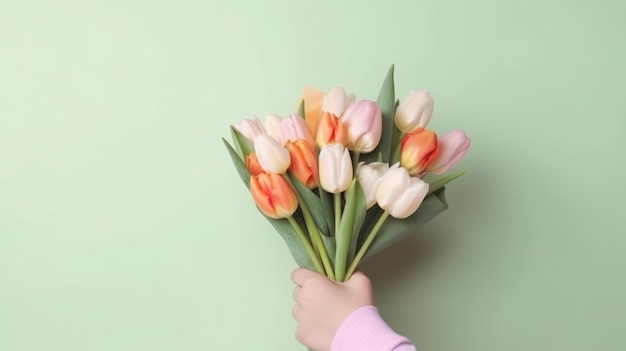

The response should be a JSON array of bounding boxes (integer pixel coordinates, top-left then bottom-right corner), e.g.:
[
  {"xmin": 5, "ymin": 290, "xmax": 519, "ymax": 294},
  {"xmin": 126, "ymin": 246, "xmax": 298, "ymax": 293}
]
[{"xmin": 1, "ymin": 1, "xmax": 625, "ymax": 350}]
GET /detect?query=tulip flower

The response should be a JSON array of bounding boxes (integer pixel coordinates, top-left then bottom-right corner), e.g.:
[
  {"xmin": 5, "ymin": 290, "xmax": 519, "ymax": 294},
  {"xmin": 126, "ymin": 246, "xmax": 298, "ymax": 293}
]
[
  {"xmin": 376, "ymin": 166, "xmax": 429, "ymax": 219},
  {"xmin": 280, "ymin": 114, "xmax": 315, "ymax": 146},
  {"xmin": 254, "ymin": 134, "xmax": 291, "ymax": 174},
  {"xmin": 322, "ymin": 86, "xmax": 355, "ymax": 117},
  {"xmin": 316, "ymin": 112, "xmax": 347, "ymax": 148},
  {"xmin": 298, "ymin": 86, "xmax": 325, "ymax": 138},
  {"xmin": 250, "ymin": 172, "xmax": 298, "ymax": 219},
  {"xmin": 426, "ymin": 130, "xmax": 471, "ymax": 174},
  {"xmin": 355, "ymin": 162, "xmax": 391, "ymax": 209},
  {"xmin": 318, "ymin": 144, "xmax": 353, "ymax": 193},
  {"xmin": 234, "ymin": 117, "xmax": 265, "ymax": 141},
  {"xmin": 245, "ymin": 152, "xmax": 264, "ymax": 176},
  {"xmin": 341, "ymin": 100, "xmax": 382, "ymax": 153},
  {"xmin": 345, "ymin": 164, "xmax": 429, "ymax": 279},
  {"xmin": 394, "ymin": 90, "xmax": 434, "ymax": 134},
  {"xmin": 400, "ymin": 128, "xmax": 440, "ymax": 176},
  {"xmin": 286, "ymin": 140, "xmax": 319, "ymax": 189},
  {"xmin": 264, "ymin": 114, "xmax": 283, "ymax": 142}
]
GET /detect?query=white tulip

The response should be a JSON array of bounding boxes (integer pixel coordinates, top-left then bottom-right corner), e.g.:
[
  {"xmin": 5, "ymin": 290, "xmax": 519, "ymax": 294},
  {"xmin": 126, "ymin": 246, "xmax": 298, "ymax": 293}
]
[
  {"xmin": 394, "ymin": 90, "xmax": 434, "ymax": 133},
  {"xmin": 355, "ymin": 162, "xmax": 390, "ymax": 209},
  {"xmin": 322, "ymin": 87, "xmax": 355, "ymax": 117},
  {"xmin": 319, "ymin": 144, "xmax": 353, "ymax": 193},
  {"xmin": 376, "ymin": 166, "xmax": 429, "ymax": 218},
  {"xmin": 253, "ymin": 134, "xmax": 291, "ymax": 174}
]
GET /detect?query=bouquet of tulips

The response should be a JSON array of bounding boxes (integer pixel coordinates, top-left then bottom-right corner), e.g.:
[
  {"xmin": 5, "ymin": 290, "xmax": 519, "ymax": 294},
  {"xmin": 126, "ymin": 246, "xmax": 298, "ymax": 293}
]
[{"xmin": 223, "ymin": 66, "xmax": 470, "ymax": 282}]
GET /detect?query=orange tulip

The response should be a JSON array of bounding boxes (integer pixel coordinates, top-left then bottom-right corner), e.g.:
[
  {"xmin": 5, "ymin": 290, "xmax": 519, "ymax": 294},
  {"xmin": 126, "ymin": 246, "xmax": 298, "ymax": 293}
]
[
  {"xmin": 400, "ymin": 128, "xmax": 440, "ymax": 176},
  {"xmin": 245, "ymin": 152, "xmax": 264, "ymax": 176},
  {"xmin": 250, "ymin": 173, "xmax": 298, "ymax": 219},
  {"xmin": 298, "ymin": 86, "xmax": 325, "ymax": 138},
  {"xmin": 286, "ymin": 140, "xmax": 319, "ymax": 189},
  {"xmin": 316, "ymin": 112, "xmax": 346, "ymax": 148}
]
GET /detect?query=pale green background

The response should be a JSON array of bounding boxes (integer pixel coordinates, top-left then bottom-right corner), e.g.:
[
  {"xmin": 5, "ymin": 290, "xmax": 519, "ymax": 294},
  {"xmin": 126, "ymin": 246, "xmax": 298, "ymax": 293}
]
[{"xmin": 1, "ymin": 1, "xmax": 625, "ymax": 350}]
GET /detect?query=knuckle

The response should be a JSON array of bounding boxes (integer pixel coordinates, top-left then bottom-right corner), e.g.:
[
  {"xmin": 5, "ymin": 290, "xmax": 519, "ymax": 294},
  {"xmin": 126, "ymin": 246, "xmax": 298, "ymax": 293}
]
[{"xmin": 295, "ymin": 328, "xmax": 306, "ymax": 344}]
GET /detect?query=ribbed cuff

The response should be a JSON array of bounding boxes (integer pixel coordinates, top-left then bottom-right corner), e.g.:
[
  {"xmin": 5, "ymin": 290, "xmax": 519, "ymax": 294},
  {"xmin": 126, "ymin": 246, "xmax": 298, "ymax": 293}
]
[{"xmin": 330, "ymin": 306, "xmax": 415, "ymax": 351}]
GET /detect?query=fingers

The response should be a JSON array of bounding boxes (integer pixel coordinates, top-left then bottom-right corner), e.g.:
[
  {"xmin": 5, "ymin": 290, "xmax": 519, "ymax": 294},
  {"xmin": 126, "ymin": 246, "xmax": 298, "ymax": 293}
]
[
  {"xmin": 346, "ymin": 271, "xmax": 372, "ymax": 289},
  {"xmin": 291, "ymin": 268, "xmax": 320, "ymax": 287},
  {"xmin": 293, "ymin": 286, "xmax": 302, "ymax": 302}
]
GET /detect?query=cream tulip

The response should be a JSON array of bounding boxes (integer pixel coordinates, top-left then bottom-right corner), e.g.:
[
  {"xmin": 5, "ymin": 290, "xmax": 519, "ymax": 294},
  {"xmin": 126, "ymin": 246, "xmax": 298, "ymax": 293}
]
[
  {"xmin": 355, "ymin": 162, "xmax": 391, "ymax": 209},
  {"xmin": 264, "ymin": 114, "xmax": 283, "ymax": 142},
  {"xmin": 394, "ymin": 90, "xmax": 434, "ymax": 133},
  {"xmin": 253, "ymin": 134, "xmax": 291, "ymax": 174},
  {"xmin": 322, "ymin": 87, "xmax": 355, "ymax": 117},
  {"xmin": 376, "ymin": 166, "xmax": 429, "ymax": 219},
  {"xmin": 318, "ymin": 144, "xmax": 353, "ymax": 193}
]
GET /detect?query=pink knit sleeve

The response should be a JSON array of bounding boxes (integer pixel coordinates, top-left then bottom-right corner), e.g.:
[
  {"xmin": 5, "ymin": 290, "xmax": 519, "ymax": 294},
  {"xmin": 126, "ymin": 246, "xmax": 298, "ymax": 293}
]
[{"xmin": 331, "ymin": 306, "xmax": 416, "ymax": 351}]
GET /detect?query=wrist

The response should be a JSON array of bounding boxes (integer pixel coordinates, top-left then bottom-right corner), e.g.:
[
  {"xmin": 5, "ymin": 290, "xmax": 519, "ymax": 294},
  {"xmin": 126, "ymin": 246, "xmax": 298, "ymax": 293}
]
[{"xmin": 331, "ymin": 305, "xmax": 413, "ymax": 351}]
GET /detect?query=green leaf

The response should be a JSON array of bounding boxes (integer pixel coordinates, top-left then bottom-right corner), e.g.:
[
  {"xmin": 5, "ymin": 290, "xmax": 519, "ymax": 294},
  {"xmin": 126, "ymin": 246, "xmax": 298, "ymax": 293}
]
[
  {"xmin": 266, "ymin": 215, "xmax": 318, "ymax": 271},
  {"xmin": 298, "ymin": 100, "xmax": 305, "ymax": 118},
  {"xmin": 427, "ymin": 170, "xmax": 465, "ymax": 195},
  {"xmin": 321, "ymin": 234, "xmax": 336, "ymax": 266},
  {"xmin": 363, "ymin": 65, "xmax": 395, "ymax": 163},
  {"xmin": 223, "ymin": 138, "xmax": 315, "ymax": 270},
  {"xmin": 230, "ymin": 125, "xmax": 255, "ymax": 158},
  {"xmin": 317, "ymin": 186, "xmax": 335, "ymax": 236},
  {"xmin": 390, "ymin": 143, "xmax": 401, "ymax": 165},
  {"xmin": 222, "ymin": 138, "xmax": 251, "ymax": 188},
  {"xmin": 288, "ymin": 174, "xmax": 331, "ymax": 236},
  {"xmin": 347, "ymin": 183, "xmax": 367, "ymax": 268},
  {"xmin": 335, "ymin": 180, "xmax": 367, "ymax": 281},
  {"xmin": 363, "ymin": 187, "xmax": 449, "ymax": 260}
]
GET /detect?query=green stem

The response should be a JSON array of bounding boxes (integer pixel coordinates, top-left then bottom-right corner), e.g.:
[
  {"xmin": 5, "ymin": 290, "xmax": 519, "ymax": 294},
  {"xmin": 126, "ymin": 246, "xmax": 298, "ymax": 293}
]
[
  {"xmin": 287, "ymin": 216, "xmax": 325, "ymax": 275},
  {"xmin": 345, "ymin": 210, "xmax": 390, "ymax": 279},
  {"xmin": 334, "ymin": 193, "xmax": 342, "ymax": 238},
  {"xmin": 282, "ymin": 174, "xmax": 335, "ymax": 280}
]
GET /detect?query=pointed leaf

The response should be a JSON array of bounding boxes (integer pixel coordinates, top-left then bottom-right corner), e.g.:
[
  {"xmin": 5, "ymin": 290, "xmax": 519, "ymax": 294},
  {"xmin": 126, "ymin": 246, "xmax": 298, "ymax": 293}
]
[
  {"xmin": 222, "ymin": 138, "xmax": 251, "ymax": 188},
  {"xmin": 266, "ymin": 216, "xmax": 318, "ymax": 271},
  {"xmin": 334, "ymin": 180, "xmax": 367, "ymax": 281},
  {"xmin": 347, "ymin": 182, "xmax": 367, "ymax": 268},
  {"xmin": 427, "ymin": 170, "xmax": 465, "ymax": 195},
  {"xmin": 288, "ymin": 173, "xmax": 331, "ymax": 236},
  {"xmin": 230, "ymin": 125, "xmax": 255, "ymax": 158},
  {"xmin": 321, "ymin": 234, "xmax": 336, "ymax": 266},
  {"xmin": 363, "ymin": 187, "xmax": 449, "ymax": 259},
  {"xmin": 224, "ymin": 138, "xmax": 315, "ymax": 270},
  {"xmin": 298, "ymin": 100, "xmax": 305, "ymax": 118},
  {"xmin": 318, "ymin": 186, "xmax": 335, "ymax": 236}
]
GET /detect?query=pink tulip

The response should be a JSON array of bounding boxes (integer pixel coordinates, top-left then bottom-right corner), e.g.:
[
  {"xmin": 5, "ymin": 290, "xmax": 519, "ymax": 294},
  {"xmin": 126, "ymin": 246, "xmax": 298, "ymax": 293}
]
[
  {"xmin": 426, "ymin": 130, "xmax": 471, "ymax": 174},
  {"xmin": 279, "ymin": 114, "xmax": 315, "ymax": 146},
  {"xmin": 234, "ymin": 117, "xmax": 265, "ymax": 141},
  {"xmin": 341, "ymin": 100, "xmax": 382, "ymax": 153}
]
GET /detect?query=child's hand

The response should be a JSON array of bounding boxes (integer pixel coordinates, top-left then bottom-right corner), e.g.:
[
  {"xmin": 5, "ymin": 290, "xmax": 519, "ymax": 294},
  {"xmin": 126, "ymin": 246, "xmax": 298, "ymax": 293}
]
[{"xmin": 291, "ymin": 268, "xmax": 374, "ymax": 351}]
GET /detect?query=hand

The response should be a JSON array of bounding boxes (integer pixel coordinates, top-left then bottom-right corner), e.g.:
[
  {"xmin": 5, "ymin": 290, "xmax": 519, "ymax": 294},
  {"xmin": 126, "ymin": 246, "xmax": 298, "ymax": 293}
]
[{"xmin": 291, "ymin": 268, "xmax": 374, "ymax": 351}]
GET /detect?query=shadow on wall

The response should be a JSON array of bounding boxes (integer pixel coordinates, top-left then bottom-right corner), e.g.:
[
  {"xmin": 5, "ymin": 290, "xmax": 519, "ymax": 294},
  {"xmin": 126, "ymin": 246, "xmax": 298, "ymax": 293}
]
[{"xmin": 360, "ymin": 152, "xmax": 494, "ymax": 291}]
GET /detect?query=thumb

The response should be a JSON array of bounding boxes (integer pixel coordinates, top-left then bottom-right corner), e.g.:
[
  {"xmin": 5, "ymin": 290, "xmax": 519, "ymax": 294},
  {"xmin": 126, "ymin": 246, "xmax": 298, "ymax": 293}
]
[{"xmin": 346, "ymin": 271, "xmax": 371, "ymax": 290}]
